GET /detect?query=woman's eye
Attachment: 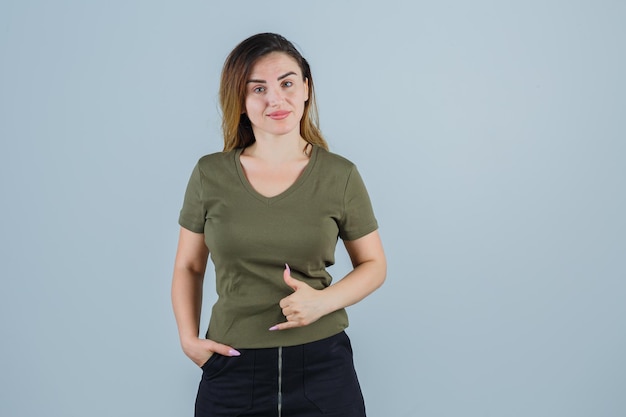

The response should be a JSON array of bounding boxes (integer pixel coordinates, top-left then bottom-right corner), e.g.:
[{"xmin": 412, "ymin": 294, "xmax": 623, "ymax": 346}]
[
  {"xmin": 283, "ymin": 81, "xmax": 293, "ymax": 87},
  {"xmin": 253, "ymin": 86, "xmax": 265, "ymax": 93}
]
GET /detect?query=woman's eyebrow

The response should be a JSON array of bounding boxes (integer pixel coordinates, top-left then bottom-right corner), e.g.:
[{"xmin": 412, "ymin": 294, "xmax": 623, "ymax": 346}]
[
  {"xmin": 247, "ymin": 71, "xmax": 298, "ymax": 84},
  {"xmin": 277, "ymin": 71, "xmax": 297, "ymax": 81}
]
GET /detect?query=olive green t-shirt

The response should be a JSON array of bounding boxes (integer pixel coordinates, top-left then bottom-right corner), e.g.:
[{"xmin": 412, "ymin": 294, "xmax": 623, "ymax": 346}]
[{"xmin": 178, "ymin": 145, "xmax": 378, "ymax": 348}]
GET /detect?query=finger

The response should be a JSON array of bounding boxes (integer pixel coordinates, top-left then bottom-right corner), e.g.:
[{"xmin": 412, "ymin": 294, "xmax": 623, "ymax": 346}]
[
  {"xmin": 279, "ymin": 296, "xmax": 293, "ymax": 309},
  {"xmin": 283, "ymin": 263, "xmax": 300, "ymax": 291},
  {"xmin": 269, "ymin": 320, "xmax": 300, "ymax": 331},
  {"xmin": 280, "ymin": 304, "xmax": 293, "ymax": 315},
  {"xmin": 206, "ymin": 340, "xmax": 241, "ymax": 357}
]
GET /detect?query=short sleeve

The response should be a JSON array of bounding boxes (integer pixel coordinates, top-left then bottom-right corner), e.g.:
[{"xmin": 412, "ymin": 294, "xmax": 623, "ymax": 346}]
[
  {"xmin": 178, "ymin": 163, "xmax": 206, "ymax": 233},
  {"xmin": 338, "ymin": 165, "xmax": 378, "ymax": 241}
]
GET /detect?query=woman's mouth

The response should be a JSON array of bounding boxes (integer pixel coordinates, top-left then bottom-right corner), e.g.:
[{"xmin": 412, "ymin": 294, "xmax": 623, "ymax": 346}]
[{"xmin": 267, "ymin": 110, "xmax": 290, "ymax": 120}]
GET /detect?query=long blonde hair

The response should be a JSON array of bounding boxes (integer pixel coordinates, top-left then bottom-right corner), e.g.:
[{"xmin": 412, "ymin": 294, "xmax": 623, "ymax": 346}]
[{"xmin": 219, "ymin": 33, "xmax": 328, "ymax": 152}]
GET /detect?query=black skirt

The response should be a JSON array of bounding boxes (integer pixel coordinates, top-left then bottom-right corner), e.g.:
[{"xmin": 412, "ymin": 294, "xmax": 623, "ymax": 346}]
[{"xmin": 195, "ymin": 331, "xmax": 367, "ymax": 417}]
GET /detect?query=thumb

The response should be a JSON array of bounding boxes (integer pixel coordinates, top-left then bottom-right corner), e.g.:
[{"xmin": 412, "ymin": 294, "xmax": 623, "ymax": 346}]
[
  {"xmin": 205, "ymin": 339, "xmax": 240, "ymax": 357},
  {"xmin": 283, "ymin": 263, "xmax": 300, "ymax": 291}
]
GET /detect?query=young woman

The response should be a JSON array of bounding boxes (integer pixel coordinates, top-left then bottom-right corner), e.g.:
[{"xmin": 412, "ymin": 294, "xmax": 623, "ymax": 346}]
[{"xmin": 172, "ymin": 32, "xmax": 386, "ymax": 417}]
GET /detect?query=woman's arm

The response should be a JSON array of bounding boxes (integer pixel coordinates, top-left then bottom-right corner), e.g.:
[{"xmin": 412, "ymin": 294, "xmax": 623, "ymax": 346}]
[
  {"xmin": 271, "ymin": 230, "xmax": 386, "ymax": 330},
  {"xmin": 171, "ymin": 227, "xmax": 240, "ymax": 366}
]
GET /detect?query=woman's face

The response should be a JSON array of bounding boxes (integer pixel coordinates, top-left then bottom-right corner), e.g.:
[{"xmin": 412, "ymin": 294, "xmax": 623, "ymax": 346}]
[{"xmin": 244, "ymin": 52, "xmax": 309, "ymax": 140}]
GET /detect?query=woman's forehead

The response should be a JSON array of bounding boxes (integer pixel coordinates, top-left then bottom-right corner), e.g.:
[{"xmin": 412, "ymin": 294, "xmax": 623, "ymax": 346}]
[{"xmin": 249, "ymin": 52, "xmax": 301, "ymax": 77}]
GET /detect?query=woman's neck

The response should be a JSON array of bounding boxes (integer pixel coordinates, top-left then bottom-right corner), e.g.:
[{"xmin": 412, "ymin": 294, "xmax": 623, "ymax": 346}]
[{"xmin": 244, "ymin": 133, "xmax": 309, "ymax": 163}]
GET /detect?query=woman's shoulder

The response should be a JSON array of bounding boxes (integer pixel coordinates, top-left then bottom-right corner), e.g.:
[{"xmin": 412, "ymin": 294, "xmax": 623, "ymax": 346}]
[
  {"xmin": 315, "ymin": 146, "xmax": 357, "ymax": 171},
  {"xmin": 197, "ymin": 149, "xmax": 237, "ymax": 165},
  {"xmin": 194, "ymin": 149, "xmax": 238, "ymax": 174}
]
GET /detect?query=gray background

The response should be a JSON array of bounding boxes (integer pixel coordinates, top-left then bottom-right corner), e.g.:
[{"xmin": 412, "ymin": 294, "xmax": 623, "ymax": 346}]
[{"xmin": 1, "ymin": 1, "xmax": 624, "ymax": 416}]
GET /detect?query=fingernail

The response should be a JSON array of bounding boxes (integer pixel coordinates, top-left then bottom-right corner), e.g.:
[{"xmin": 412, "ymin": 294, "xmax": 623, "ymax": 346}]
[
  {"xmin": 229, "ymin": 349, "xmax": 241, "ymax": 356},
  {"xmin": 269, "ymin": 325, "xmax": 279, "ymax": 331},
  {"xmin": 285, "ymin": 263, "xmax": 290, "ymax": 273}
]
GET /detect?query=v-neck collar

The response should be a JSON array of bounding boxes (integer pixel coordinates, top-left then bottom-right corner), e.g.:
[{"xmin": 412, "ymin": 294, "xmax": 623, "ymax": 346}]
[{"xmin": 234, "ymin": 145, "xmax": 319, "ymax": 205}]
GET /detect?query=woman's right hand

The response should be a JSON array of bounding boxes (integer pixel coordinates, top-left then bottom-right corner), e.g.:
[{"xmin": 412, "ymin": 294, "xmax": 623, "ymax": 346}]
[
  {"xmin": 172, "ymin": 228, "xmax": 241, "ymax": 367},
  {"xmin": 181, "ymin": 337, "xmax": 241, "ymax": 367}
]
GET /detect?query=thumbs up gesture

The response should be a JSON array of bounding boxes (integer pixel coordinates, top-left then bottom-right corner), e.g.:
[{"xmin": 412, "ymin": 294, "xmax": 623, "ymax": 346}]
[{"xmin": 269, "ymin": 264, "xmax": 326, "ymax": 331}]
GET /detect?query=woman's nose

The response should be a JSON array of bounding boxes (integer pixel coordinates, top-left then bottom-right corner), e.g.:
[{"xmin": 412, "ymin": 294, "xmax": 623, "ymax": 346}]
[{"xmin": 267, "ymin": 88, "xmax": 284, "ymax": 105}]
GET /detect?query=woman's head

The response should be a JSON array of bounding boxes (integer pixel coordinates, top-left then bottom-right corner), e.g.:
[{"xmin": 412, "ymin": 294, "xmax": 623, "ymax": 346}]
[{"xmin": 219, "ymin": 33, "xmax": 327, "ymax": 151}]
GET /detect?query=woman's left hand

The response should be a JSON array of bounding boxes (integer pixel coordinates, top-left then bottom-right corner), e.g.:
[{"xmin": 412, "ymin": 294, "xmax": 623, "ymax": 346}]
[{"xmin": 269, "ymin": 264, "xmax": 326, "ymax": 331}]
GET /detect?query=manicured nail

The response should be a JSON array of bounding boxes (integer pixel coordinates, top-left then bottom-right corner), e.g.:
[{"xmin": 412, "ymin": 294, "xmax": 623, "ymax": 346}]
[
  {"xmin": 269, "ymin": 325, "xmax": 279, "ymax": 331},
  {"xmin": 229, "ymin": 349, "xmax": 241, "ymax": 356},
  {"xmin": 285, "ymin": 263, "xmax": 290, "ymax": 273}
]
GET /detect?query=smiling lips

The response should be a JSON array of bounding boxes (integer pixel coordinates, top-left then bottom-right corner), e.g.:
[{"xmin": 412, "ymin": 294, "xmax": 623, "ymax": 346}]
[{"xmin": 267, "ymin": 110, "xmax": 290, "ymax": 120}]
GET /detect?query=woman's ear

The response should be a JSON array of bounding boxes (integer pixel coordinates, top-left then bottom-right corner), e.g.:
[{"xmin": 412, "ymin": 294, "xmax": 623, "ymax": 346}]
[{"xmin": 304, "ymin": 77, "xmax": 310, "ymax": 102}]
